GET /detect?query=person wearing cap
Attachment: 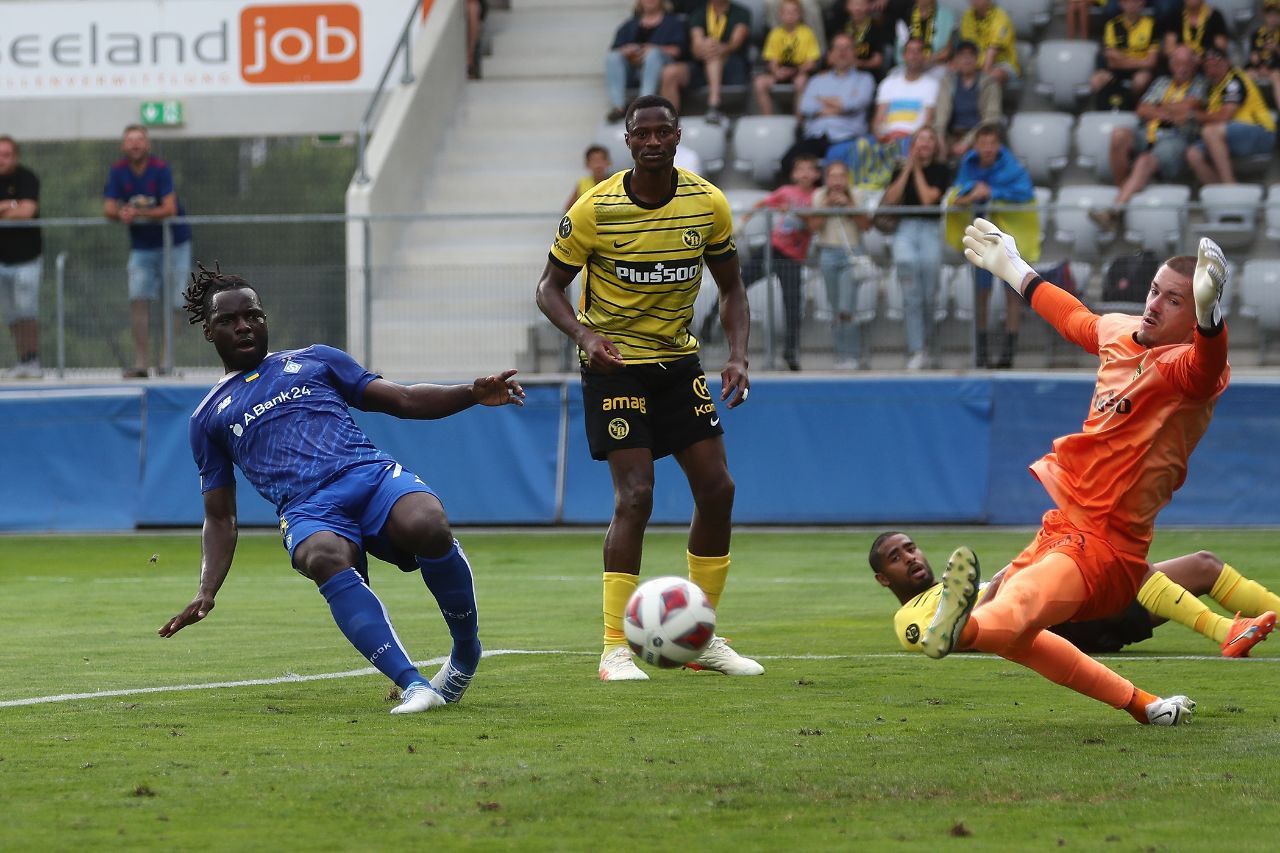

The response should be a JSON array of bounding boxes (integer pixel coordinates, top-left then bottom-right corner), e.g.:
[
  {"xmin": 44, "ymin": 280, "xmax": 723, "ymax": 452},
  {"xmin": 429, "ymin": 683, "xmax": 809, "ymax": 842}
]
[
  {"xmin": 1186, "ymin": 46, "xmax": 1277, "ymax": 185},
  {"xmin": 1089, "ymin": 0, "xmax": 1159, "ymax": 111},
  {"xmin": 933, "ymin": 39, "xmax": 1003, "ymax": 161},
  {"xmin": 1246, "ymin": 0, "xmax": 1280, "ymax": 103}
]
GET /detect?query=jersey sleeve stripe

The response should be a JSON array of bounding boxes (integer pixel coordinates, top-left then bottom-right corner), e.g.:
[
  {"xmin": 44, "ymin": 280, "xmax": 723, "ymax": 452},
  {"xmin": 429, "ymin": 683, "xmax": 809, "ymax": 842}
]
[{"xmin": 548, "ymin": 252, "xmax": 581, "ymax": 274}]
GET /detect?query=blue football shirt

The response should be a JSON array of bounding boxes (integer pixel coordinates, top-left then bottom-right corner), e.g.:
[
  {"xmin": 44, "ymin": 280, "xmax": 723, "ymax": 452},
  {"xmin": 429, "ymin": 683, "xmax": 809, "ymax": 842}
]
[
  {"xmin": 103, "ymin": 157, "xmax": 192, "ymax": 250},
  {"xmin": 189, "ymin": 345, "xmax": 395, "ymax": 514}
]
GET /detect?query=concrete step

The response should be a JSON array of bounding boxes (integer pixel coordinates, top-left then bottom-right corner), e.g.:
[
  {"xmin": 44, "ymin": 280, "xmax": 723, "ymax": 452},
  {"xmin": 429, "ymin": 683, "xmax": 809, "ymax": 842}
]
[{"xmin": 370, "ymin": 316, "xmax": 536, "ymax": 378}]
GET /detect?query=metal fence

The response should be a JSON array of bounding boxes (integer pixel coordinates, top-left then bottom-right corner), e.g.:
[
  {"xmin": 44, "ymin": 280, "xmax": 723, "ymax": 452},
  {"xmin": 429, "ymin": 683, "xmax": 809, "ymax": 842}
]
[{"xmin": 0, "ymin": 202, "xmax": 1274, "ymax": 379}]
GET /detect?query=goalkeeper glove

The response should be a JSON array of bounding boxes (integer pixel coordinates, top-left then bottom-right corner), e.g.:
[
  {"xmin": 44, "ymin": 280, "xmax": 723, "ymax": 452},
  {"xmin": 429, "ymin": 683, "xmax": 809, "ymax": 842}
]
[
  {"xmin": 961, "ymin": 217, "xmax": 1036, "ymax": 296},
  {"xmin": 1193, "ymin": 237, "xmax": 1227, "ymax": 329}
]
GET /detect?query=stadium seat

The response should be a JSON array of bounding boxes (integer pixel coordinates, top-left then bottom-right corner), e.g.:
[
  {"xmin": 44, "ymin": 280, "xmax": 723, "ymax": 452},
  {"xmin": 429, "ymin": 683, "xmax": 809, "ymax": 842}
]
[
  {"xmin": 1266, "ymin": 184, "xmax": 1280, "ymax": 240},
  {"xmin": 732, "ymin": 115, "xmax": 798, "ymax": 186},
  {"xmin": 1001, "ymin": 41, "xmax": 1034, "ymax": 111},
  {"xmin": 1213, "ymin": 0, "xmax": 1256, "ymax": 36},
  {"xmin": 1001, "ymin": 0, "xmax": 1052, "ymax": 37},
  {"xmin": 1034, "ymin": 185, "xmax": 1053, "ymax": 242},
  {"xmin": 1240, "ymin": 259, "xmax": 1280, "ymax": 359},
  {"xmin": 593, "ymin": 122, "xmax": 632, "ymax": 171},
  {"xmin": 1123, "ymin": 184, "xmax": 1191, "ymax": 253},
  {"xmin": 735, "ymin": 0, "xmax": 770, "ymax": 44},
  {"xmin": 678, "ymin": 117, "xmax": 728, "ymax": 175},
  {"xmin": 1074, "ymin": 111, "xmax": 1138, "ymax": 182},
  {"xmin": 1054, "ymin": 184, "xmax": 1119, "ymax": 259},
  {"xmin": 723, "ymin": 188, "xmax": 771, "ymax": 256},
  {"xmin": 1198, "ymin": 183, "xmax": 1263, "ymax": 251},
  {"xmin": 1008, "ymin": 112, "xmax": 1074, "ymax": 184},
  {"xmin": 1034, "ymin": 40, "xmax": 1098, "ymax": 111}
]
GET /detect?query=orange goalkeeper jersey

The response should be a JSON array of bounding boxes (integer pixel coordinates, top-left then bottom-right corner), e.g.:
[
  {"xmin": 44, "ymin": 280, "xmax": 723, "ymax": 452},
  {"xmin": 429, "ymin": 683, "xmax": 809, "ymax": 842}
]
[{"xmin": 1025, "ymin": 281, "xmax": 1230, "ymax": 558}]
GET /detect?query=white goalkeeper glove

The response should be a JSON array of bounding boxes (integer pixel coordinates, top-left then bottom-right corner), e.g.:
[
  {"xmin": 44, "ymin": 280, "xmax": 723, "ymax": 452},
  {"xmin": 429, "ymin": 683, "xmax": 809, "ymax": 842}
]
[
  {"xmin": 961, "ymin": 217, "xmax": 1036, "ymax": 296},
  {"xmin": 1193, "ymin": 236, "xmax": 1227, "ymax": 329}
]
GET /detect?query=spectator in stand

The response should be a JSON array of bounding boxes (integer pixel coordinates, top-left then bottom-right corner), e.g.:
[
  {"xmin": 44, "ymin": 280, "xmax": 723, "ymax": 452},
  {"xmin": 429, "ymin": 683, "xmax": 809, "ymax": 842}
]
[
  {"xmin": 1089, "ymin": 0, "xmax": 1159, "ymax": 111},
  {"xmin": 660, "ymin": 0, "xmax": 752, "ymax": 124},
  {"xmin": 949, "ymin": 123, "xmax": 1035, "ymax": 369},
  {"xmin": 0, "ymin": 135, "xmax": 42, "ymax": 379},
  {"xmin": 767, "ymin": 0, "xmax": 829, "ymax": 49},
  {"xmin": 959, "ymin": 0, "xmax": 1020, "ymax": 89},
  {"xmin": 1246, "ymin": 0, "xmax": 1280, "ymax": 105},
  {"xmin": 826, "ymin": 0, "xmax": 896, "ymax": 81},
  {"xmin": 872, "ymin": 38, "xmax": 939, "ymax": 147},
  {"xmin": 466, "ymin": 0, "xmax": 487, "ymax": 80},
  {"xmin": 565, "ymin": 145, "xmax": 613, "ymax": 212},
  {"xmin": 754, "ymin": 0, "xmax": 823, "ymax": 115},
  {"xmin": 103, "ymin": 124, "xmax": 193, "ymax": 379},
  {"xmin": 1065, "ymin": 0, "xmax": 1090, "ymax": 40},
  {"xmin": 893, "ymin": 0, "xmax": 957, "ymax": 78},
  {"xmin": 1186, "ymin": 47, "xmax": 1277, "ymax": 186},
  {"xmin": 605, "ymin": 0, "xmax": 689, "ymax": 123},
  {"xmin": 1091, "ymin": 45, "xmax": 1206, "ymax": 232},
  {"xmin": 934, "ymin": 39, "xmax": 1002, "ymax": 162},
  {"xmin": 806, "ymin": 160, "xmax": 874, "ymax": 369},
  {"xmin": 740, "ymin": 154, "xmax": 823, "ymax": 371},
  {"xmin": 879, "ymin": 126, "xmax": 950, "ymax": 370},
  {"xmin": 1158, "ymin": 0, "xmax": 1228, "ymax": 60},
  {"xmin": 787, "ymin": 33, "xmax": 878, "ymax": 169}
]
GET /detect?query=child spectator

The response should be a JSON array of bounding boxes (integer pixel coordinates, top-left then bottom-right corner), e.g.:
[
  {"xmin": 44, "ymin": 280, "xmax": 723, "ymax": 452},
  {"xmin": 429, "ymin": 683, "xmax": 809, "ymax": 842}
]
[
  {"xmin": 806, "ymin": 160, "xmax": 874, "ymax": 368},
  {"xmin": 753, "ymin": 0, "xmax": 823, "ymax": 115},
  {"xmin": 565, "ymin": 145, "xmax": 613, "ymax": 212}
]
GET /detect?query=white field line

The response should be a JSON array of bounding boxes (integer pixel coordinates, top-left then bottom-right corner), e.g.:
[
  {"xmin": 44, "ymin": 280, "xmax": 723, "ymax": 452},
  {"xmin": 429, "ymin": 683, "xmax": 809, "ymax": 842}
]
[{"xmin": 2, "ymin": 649, "xmax": 1275, "ymax": 708}]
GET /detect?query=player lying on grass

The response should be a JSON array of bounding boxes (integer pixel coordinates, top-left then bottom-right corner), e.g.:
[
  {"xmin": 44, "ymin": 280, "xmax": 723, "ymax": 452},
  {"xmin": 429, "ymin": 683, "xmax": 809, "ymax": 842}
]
[
  {"xmin": 870, "ymin": 532, "xmax": 1277, "ymax": 657},
  {"xmin": 158, "ymin": 263, "xmax": 525, "ymax": 715},
  {"xmin": 919, "ymin": 224, "xmax": 1233, "ymax": 726}
]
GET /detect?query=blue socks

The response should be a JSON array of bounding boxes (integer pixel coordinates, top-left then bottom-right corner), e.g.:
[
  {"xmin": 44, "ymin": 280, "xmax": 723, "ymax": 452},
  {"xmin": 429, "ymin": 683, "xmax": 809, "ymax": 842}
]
[
  {"xmin": 318, "ymin": 568, "xmax": 422, "ymax": 690},
  {"xmin": 417, "ymin": 540, "xmax": 482, "ymax": 675}
]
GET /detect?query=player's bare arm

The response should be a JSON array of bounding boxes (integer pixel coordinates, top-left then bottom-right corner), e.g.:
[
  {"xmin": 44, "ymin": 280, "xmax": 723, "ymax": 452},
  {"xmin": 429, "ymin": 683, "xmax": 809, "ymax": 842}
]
[
  {"xmin": 360, "ymin": 371, "xmax": 525, "ymax": 420},
  {"xmin": 159, "ymin": 484, "xmax": 238, "ymax": 637},
  {"xmin": 535, "ymin": 258, "xmax": 625, "ymax": 373},
  {"xmin": 705, "ymin": 252, "xmax": 750, "ymax": 408}
]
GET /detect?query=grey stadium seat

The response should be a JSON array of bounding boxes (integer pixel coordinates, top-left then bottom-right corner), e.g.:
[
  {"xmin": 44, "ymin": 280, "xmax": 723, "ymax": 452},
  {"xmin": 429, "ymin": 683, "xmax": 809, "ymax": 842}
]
[
  {"xmin": 1054, "ymin": 184, "xmax": 1119, "ymax": 258},
  {"xmin": 1035, "ymin": 40, "xmax": 1098, "ymax": 111},
  {"xmin": 732, "ymin": 115, "xmax": 797, "ymax": 186},
  {"xmin": 678, "ymin": 117, "xmax": 728, "ymax": 175},
  {"xmin": 1213, "ymin": 0, "xmax": 1257, "ymax": 36},
  {"xmin": 1075, "ymin": 111, "xmax": 1138, "ymax": 182},
  {"xmin": 593, "ymin": 123, "xmax": 632, "ymax": 171},
  {"xmin": 1266, "ymin": 183, "xmax": 1280, "ymax": 240},
  {"xmin": 1002, "ymin": 0, "xmax": 1053, "ymax": 37},
  {"xmin": 1240, "ymin": 260, "xmax": 1280, "ymax": 359},
  {"xmin": 1123, "ymin": 184, "xmax": 1191, "ymax": 253},
  {"xmin": 1008, "ymin": 112, "xmax": 1074, "ymax": 184},
  {"xmin": 723, "ymin": 188, "xmax": 771, "ymax": 257},
  {"xmin": 1197, "ymin": 183, "xmax": 1263, "ymax": 251}
]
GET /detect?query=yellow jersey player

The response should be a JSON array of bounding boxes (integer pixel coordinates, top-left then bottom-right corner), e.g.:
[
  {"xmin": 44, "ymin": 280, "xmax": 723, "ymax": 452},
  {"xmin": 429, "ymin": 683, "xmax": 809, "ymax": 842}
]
[
  {"xmin": 535, "ymin": 95, "xmax": 759, "ymax": 682},
  {"xmin": 870, "ymin": 532, "xmax": 1275, "ymax": 658}
]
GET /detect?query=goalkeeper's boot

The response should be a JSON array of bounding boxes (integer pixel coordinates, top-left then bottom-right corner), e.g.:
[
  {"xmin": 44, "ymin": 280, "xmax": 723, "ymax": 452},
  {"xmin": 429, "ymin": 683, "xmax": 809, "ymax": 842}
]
[
  {"xmin": 599, "ymin": 645, "xmax": 649, "ymax": 682},
  {"xmin": 389, "ymin": 680, "xmax": 447, "ymax": 715},
  {"xmin": 921, "ymin": 546, "xmax": 981, "ymax": 660},
  {"xmin": 1145, "ymin": 695, "xmax": 1195, "ymax": 726},
  {"xmin": 430, "ymin": 656, "xmax": 476, "ymax": 704},
  {"xmin": 685, "ymin": 636, "xmax": 764, "ymax": 676},
  {"xmin": 1221, "ymin": 611, "xmax": 1277, "ymax": 658}
]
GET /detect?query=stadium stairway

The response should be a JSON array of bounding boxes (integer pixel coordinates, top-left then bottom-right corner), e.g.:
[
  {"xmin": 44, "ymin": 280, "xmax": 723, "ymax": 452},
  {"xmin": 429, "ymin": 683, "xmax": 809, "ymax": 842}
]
[{"xmin": 371, "ymin": 0, "xmax": 630, "ymax": 378}]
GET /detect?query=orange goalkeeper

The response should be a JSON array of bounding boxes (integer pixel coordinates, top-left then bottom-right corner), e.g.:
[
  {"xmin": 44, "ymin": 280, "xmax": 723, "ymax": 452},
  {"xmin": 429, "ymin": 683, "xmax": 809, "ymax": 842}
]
[{"xmin": 922, "ymin": 219, "xmax": 1232, "ymax": 726}]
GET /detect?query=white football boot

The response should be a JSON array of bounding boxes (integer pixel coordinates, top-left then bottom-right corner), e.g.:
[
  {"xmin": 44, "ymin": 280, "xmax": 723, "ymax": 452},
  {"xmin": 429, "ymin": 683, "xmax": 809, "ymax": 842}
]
[
  {"xmin": 1145, "ymin": 695, "xmax": 1196, "ymax": 726},
  {"xmin": 389, "ymin": 681, "xmax": 447, "ymax": 714},
  {"xmin": 599, "ymin": 646, "xmax": 649, "ymax": 681},
  {"xmin": 686, "ymin": 636, "xmax": 764, "ymax": 676},
  {"xmin": 429, "ymin": 657, "xmax": 475, "ymax": 704},
  {"xmin": 921, "ymin": 546, "xmax": 981, "ymax": 659}
]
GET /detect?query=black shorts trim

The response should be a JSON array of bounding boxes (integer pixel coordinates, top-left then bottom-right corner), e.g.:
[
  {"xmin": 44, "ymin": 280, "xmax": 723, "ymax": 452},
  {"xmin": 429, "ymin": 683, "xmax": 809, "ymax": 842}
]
[{"xmin": 1047, "ymin": 599, "xmax": 1154, "ymax": 654}]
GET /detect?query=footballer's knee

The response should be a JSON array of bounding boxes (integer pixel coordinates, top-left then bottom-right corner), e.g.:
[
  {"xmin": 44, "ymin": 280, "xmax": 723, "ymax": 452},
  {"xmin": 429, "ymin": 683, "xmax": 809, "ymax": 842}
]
[
  {"xmin": 692, "ymin": 471, "xmax": 734, "ymax": 515},
  {"xmin": 294, "ymin": 532, "xmax": 360, "ymax": 585},
  {"xmin": 1195, "ymin": 550, "xmax": 1225, "ymax": 586},
  {"xmin": 614, "ymin": 479, "xmax": 654, "ymax": 522}
]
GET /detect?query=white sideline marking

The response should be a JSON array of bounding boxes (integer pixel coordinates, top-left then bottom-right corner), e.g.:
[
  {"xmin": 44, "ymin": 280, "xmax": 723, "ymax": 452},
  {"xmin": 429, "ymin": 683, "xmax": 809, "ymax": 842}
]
[{"xmin": 3, "ymin": 650, "xmax": 1275, "ymax": 708}]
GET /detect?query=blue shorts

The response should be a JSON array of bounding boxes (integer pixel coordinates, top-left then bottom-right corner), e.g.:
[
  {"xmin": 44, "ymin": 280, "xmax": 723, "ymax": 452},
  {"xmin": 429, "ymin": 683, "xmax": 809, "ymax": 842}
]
[
  {"xmin": 279, "ymin": 461, "xmax": 438, "ymax": 575},
  {"xmin": 127, "ymin": 241, "xmax": 192, "ymax": 304},
  {"xmin": 1194, "ymin": 122, "xmax": 1276, "ymax": 158}
]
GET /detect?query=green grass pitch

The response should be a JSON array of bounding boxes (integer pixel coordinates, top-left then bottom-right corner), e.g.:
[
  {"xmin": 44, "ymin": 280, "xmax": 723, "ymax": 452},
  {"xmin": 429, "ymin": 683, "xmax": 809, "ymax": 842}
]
[{"xmin": 2, "ymin": 528, "xmax": 1279, "ymax": 849}]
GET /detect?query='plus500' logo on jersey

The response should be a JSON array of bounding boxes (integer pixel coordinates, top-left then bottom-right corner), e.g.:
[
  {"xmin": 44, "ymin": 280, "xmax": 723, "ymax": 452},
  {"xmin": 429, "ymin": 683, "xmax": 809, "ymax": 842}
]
[
  {"xmin": 240, "ymin": 4, "xmax": 361, "ymax": 84},
  {"xmin": 614, "ymin": 261, "xmax": 700, "ymax": 284}
]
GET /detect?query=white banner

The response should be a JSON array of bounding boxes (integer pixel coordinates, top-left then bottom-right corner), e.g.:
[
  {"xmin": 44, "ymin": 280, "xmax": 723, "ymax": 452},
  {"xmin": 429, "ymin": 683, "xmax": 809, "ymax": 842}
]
[{"xmin": 0, "ymin": 0, "xmax": 414, "ymax": 98}]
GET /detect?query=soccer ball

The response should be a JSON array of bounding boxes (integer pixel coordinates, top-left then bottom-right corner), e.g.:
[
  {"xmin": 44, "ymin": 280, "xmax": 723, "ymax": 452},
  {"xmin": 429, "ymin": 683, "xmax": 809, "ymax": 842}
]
[{"xmin": 624, "ymin": 576, "xmax": 717, "ymax": 668}]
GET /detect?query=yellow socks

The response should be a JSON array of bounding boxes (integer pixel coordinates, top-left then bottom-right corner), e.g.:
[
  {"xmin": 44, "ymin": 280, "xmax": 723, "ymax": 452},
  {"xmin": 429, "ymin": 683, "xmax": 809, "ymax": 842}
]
[
  {"xmin": 1210, "ymin": 563, "xmax": 1280, "ymax": 617},
  {"xmin": 687, "ymin": 551, "xmax": 730, "ymax": 610},
  {"xmin": 603, "ymin": 571, "xmax": 638, "ymax": 649},
  {"xmin": 1136, "ymin": 571, "xmax": 1231, "ymax": 644}
]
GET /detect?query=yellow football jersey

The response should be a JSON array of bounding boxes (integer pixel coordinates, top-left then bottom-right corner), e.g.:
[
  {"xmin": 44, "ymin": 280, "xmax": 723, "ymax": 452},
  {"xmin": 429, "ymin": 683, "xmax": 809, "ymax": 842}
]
[
  {"xmin": 893, "ymin": 582, "xmax": 991, "ymax": 652},
  {"xmin": 549, "ymin": 167, "xmax": 736, "ymax": 364}
]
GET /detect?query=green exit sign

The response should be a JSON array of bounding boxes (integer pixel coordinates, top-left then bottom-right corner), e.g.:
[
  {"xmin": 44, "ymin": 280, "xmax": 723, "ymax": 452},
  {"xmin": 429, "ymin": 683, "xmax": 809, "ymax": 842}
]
[{"xmin": 140, "ymin": 100, "xmax": 184, "ymax": 127}]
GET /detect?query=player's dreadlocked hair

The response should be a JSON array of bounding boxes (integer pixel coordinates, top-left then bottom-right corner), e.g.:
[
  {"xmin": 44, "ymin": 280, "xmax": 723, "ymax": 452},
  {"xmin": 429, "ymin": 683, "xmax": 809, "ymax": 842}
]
[{"xmin": 183, "ymin": 261, "xmax": 254, "ymax": 325}]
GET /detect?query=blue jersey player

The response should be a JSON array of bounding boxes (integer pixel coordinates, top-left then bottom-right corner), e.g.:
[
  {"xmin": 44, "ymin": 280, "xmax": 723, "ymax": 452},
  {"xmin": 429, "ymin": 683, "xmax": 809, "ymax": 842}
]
[{"xmin": 158, "ymin": 263, "xmax": 525, "ymax": 714}]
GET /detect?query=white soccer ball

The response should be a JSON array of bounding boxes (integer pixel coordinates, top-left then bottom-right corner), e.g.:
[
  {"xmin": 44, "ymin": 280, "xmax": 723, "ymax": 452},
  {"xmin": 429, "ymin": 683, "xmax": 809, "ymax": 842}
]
[{"xmin": 624, "ymin": 576, "xmax": 717, "ymax": 668}]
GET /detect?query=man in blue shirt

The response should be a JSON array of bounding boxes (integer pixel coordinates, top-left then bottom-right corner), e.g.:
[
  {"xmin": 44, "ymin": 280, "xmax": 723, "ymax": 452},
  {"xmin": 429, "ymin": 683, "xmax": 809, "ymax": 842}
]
[
  {"xmin": 103, "ymin": 125, "xmax": 193, "ymax": 379},
  {"xmin": 160, "ymin": 263, "xmax": 526, "ymax": 715}
]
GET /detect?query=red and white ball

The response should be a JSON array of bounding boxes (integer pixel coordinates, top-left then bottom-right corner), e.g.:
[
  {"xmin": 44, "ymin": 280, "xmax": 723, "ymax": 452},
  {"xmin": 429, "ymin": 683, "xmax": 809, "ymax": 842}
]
[{"xmin": 624, "ymin": 576, "xmax": 717, "ymax": 668}]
